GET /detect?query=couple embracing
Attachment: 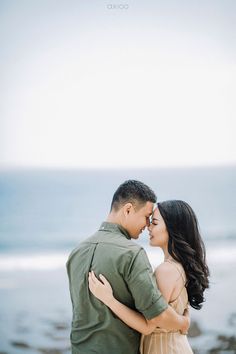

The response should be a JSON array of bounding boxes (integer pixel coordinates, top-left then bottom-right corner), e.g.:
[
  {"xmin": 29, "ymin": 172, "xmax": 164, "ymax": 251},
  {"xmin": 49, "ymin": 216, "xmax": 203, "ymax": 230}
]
[{"xmin": 67, "ymin": 180, "xmax": 209, "ymax": 354}]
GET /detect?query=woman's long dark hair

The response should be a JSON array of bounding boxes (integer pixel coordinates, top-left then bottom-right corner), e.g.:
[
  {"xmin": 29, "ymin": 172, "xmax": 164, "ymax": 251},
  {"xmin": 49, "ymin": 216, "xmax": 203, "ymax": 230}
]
[{"xmin": 157, "ymin": 200, "xmax": 210, "ymax": 310}]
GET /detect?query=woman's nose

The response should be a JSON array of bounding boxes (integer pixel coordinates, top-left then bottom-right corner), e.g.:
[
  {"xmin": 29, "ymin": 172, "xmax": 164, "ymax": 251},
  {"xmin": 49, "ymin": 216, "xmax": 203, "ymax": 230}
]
[{"xmin": 148, "ymin": 224, "xmax": 152, "ymax": 232}]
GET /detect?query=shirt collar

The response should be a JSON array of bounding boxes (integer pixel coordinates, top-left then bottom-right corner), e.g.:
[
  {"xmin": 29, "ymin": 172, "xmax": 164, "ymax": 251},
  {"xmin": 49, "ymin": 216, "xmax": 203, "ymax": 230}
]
[{"xmin": 99, "ymin": 222, "xmax": 131, "ymax": 240}]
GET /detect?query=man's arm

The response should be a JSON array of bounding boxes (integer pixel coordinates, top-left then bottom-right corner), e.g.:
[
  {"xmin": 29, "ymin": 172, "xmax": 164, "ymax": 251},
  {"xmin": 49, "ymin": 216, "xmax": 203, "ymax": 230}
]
[{"xmin": 146, "ymin": 305, "xmax": 189, "ymax": 335}]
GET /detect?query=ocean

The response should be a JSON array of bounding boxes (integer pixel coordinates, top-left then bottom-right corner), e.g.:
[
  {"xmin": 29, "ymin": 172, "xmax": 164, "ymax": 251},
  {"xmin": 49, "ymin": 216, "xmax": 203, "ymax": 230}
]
[
  {"xmin": 0, "ymin": 167, "xmax": 235, "ymax": 354},
  {"xmin": 0, "ymin": 166, "xmax": 235, "ymax": 250}
]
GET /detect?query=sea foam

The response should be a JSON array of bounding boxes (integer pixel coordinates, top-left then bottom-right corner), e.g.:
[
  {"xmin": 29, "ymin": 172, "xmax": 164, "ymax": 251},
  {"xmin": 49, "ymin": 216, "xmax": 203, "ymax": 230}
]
[
  {"xmin": 0, "ymin": 252, "xmax": 69, "ymax": 271},
  {"xmin": 0, "ymin": 242, "xmax": 235, "ymax": 272}
]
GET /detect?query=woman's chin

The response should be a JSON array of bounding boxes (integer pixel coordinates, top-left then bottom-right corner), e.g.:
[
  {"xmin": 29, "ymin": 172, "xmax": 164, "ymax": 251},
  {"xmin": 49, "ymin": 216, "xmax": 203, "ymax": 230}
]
[{"xmin": 149, "ymin": 239, "xmax": 158, "ymax": 247}]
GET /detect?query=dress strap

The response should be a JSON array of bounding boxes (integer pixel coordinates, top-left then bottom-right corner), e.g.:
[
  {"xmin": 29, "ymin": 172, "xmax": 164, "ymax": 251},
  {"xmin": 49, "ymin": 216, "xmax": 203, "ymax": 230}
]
[
  {"xmin": 165, "ymin": 259, "xmax": 186, "ymax": 284},
  {"xmin": 165, "ymin": 259, "xmax": 188, "ymax": 303}
]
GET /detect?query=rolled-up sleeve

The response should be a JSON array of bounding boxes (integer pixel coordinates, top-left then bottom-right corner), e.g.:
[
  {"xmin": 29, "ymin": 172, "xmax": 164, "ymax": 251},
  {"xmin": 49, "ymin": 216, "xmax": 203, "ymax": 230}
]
[{"xmin": 125, "ymin": 248, "xmax": 168, "ymax": 320}]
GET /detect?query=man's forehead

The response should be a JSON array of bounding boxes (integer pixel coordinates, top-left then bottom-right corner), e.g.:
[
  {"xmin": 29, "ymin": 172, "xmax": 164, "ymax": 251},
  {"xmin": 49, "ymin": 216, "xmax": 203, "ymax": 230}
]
[{"xmin": 144, "ymin": 201, "xmax": 155, "ymax": 214}]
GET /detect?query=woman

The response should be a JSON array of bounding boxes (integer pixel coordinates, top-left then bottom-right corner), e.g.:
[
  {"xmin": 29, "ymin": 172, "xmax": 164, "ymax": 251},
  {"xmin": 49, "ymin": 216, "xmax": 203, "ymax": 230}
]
[{"xmin": 89, "ymin": 200, "xmax": 210, "ymax": 354}]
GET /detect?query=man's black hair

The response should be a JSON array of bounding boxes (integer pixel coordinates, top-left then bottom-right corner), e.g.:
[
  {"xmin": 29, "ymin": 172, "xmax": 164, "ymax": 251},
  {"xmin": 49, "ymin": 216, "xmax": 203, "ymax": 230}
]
[{"xmin": 110, "ymin": 180, "xmax": 157, "ymax": 211}]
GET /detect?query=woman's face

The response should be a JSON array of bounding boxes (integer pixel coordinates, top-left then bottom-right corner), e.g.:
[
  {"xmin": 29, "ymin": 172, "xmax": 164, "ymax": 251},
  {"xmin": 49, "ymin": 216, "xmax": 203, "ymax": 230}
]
[{"xmin": 148, "ymin": 207, "xmax": 169, "ymax": 248}]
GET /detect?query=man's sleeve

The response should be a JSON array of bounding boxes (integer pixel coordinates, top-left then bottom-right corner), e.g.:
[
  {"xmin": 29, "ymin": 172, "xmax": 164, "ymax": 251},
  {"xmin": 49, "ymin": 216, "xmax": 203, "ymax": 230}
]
[{"xmin": 125, "ymin": 248, "xmax": 168, "ymax": 319}]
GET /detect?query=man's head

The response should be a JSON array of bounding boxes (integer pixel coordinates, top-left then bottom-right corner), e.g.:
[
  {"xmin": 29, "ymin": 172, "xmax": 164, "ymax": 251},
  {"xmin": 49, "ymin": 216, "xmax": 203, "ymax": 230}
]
[{"xmin": 108, "ymin": 180, "xmax": 157, "ymax": 239}]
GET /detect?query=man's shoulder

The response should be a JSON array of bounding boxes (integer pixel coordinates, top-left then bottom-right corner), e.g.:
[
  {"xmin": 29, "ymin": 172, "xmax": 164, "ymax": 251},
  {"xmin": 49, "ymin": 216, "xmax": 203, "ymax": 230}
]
[
  {"xmin": 94, "ymin": 229, "xmax": 143, "ymax": 253},
  {"xmin": 66, "ymin": 232, "xmax": 97, "ymax": 262},
  {"xmin": 67, "ymin": 229, "xmax": 144, "ymax": 263}
]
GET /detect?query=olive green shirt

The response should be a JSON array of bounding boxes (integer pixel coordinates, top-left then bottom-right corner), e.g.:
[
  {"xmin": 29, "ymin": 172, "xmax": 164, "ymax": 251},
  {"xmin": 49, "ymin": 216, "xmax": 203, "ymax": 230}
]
[{"xmin": 66, "ymin": 222, "xmax": 168, "ymax": 354}]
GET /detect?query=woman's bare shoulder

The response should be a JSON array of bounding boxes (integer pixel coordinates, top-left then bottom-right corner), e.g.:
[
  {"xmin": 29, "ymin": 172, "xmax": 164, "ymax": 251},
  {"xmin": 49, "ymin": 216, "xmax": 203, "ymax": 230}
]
[{"xmin": 155, "ymin": 261, "xmax": 181, "ymax": 282}]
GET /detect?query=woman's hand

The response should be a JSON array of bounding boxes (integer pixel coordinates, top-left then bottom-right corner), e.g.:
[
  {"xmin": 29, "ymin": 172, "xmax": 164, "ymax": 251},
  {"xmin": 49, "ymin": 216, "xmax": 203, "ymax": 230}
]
[{"xmin": 88, "ymin": 270, "xmax": 114, "ymax": 306}]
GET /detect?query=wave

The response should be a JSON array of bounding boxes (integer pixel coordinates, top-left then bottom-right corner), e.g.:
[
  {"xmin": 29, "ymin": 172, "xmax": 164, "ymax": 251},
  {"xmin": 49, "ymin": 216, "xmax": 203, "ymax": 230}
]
[
  {"xmin": 145, "ymin": 244, "xmax": 236, "ymax": 269},
  {"xmin": 0, "ymin": 252, "xmax": 69, "ymax": 271},
  {"xmin": 0, "ymin": 242, "xmax": 235, "ymax": 272}
]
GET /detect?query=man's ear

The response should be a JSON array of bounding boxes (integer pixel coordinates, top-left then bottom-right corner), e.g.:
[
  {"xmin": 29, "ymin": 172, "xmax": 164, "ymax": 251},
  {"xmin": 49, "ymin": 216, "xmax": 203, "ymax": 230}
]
[{"xmin": 123, "ymin": 202, "xmax": 133, "ymax": 217}]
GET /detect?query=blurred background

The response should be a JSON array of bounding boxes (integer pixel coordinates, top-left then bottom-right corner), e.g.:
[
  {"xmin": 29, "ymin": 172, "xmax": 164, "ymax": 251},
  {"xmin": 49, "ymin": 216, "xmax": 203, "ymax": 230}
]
[{"xmin": 0, "ymin": 1, "xmax": 235, "ymax": 353}]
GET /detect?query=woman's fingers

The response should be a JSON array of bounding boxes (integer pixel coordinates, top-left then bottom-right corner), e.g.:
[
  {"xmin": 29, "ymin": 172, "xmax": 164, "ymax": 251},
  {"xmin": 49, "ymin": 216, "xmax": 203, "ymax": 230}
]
[
  {"xmin": 88, "ymin": 273, "xmax": 98, "ymax": 293},
  {"xmin": 88, "ymin": 273, "xmax": 94, "ymax": 288},
  {"xmin": 88, "ymin": 271, "xmax": 113, "ymax": 305},
  {"xmin": 89, "ymin": 271, "xmax": 104, "ymax": 286},
  {"xmin": 99, "ymin": 274, "xmax": 109, "ymax": 286},
  {"xmin": 91, "ymin": 271, "xmax": 100, "ymax": 284},
  {"xmin": 89, "ymin": 271, "xmax": 110, "ymax": 290},
  {"xmin": 88, "ymin": 272, "xmax": 95, "ymax": 285}
]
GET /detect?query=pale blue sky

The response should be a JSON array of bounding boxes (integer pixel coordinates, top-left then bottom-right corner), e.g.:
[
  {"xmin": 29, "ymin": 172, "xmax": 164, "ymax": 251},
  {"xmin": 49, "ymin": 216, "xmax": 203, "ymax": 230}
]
[{"xmin": 1, "ymin": 0, "xmax": 235, "ymax": 168}]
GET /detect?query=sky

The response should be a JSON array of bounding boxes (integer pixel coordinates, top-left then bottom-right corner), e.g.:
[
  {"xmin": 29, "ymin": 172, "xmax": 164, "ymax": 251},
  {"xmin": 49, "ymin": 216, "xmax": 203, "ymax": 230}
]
[{"xmin": 0, "ymin": 0, "xmax": 235, "ymax": 168}]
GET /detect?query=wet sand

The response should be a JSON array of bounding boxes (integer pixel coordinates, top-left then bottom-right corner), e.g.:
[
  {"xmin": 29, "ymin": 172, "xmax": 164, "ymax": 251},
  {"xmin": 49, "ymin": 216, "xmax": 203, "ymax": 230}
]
[
  {"xmin": 0, "ymin": 248, "xmax": 236, "ymax": 354},
  {"xmin": 1, "ymin": 313, "xmax": 235, "ymax": 354}
]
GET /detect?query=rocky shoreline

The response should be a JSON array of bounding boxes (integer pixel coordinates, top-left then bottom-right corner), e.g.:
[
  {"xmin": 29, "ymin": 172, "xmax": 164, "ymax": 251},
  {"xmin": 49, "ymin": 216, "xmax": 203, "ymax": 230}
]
[
  {"xmin": 1, "ymin": 317, "xmax": 235, "ymax": 354},
  {"xmin": 188, "ymin": 319, "xmax": 236, "ymax": 354}
]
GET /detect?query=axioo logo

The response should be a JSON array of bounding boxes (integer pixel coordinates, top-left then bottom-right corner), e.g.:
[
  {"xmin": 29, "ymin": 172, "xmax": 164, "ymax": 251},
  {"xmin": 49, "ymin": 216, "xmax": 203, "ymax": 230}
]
[{"xmin": 107, "ymin": 4, "xmax": 129, "ymax": 10}]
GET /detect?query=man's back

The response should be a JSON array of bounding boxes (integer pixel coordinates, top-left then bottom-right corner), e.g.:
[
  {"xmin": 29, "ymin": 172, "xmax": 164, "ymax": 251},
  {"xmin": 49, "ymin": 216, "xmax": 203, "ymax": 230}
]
[{"xmin": 67, "ymin": 222, "xmax": 167, "ymax": 354}]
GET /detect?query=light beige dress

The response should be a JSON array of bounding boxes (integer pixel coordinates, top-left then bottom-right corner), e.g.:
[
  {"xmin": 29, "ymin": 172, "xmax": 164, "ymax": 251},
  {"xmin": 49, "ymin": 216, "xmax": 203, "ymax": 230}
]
[{"xmin": 140, "ymin": 260, "xmax": 193, "ymax": 354}]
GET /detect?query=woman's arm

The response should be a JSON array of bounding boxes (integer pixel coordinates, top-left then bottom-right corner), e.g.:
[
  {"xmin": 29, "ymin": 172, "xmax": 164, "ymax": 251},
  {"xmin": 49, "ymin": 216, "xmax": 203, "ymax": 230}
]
[
  {"xmin": 88, "ymin": 271, "xmax": 189, "ymax": 335},
  {"xmin": 89, "ymin": 271, "xmax": 157, "ymax": 335}
]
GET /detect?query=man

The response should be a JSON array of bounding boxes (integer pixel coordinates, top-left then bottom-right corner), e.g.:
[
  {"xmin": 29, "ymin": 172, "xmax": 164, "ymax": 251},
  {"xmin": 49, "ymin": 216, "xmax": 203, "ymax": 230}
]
[{"xmin": 67, "ymin": 180, "xmax": 189, "ymax": 354}]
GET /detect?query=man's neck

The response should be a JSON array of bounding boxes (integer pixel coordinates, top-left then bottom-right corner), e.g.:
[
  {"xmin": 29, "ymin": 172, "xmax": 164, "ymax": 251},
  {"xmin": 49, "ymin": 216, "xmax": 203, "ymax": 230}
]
[{"xmin": 106, "ymin": 213, "xmax": 121, "ymax": 225}]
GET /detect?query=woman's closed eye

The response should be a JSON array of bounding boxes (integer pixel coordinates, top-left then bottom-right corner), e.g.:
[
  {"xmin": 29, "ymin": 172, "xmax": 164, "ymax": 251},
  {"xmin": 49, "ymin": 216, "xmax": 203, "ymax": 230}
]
[{"xmin": 151, "ymin": 218, "xmax": 158, "ymax": 225}]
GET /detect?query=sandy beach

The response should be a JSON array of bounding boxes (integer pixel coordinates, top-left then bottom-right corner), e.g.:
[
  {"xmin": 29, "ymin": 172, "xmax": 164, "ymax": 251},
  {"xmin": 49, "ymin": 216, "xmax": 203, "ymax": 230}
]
[
  {"xmin": 0, "ymin": 268, "xmax": 71, "ymax": 354},
  {"xmin": 0, "ymin": 243, "xmax": 235, "ymax": 354}
]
